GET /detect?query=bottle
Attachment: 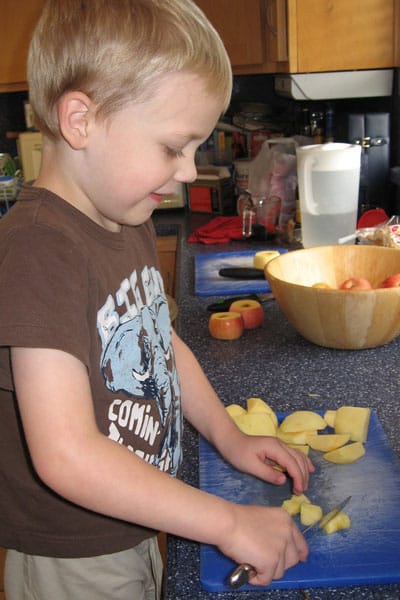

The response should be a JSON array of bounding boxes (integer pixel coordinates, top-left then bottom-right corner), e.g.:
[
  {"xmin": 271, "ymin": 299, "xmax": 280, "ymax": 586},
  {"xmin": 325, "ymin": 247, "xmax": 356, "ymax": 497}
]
[
  {"xmin": 310, "ymin": 111, "xmax": 324, "ymax": 143},
  {"xmin": 298, "ymin": 108, "xmax": 311, "ymax": 137},
  {"xmin": 324, "ymin": 106, "xmax": 335, "ymax": 142}
]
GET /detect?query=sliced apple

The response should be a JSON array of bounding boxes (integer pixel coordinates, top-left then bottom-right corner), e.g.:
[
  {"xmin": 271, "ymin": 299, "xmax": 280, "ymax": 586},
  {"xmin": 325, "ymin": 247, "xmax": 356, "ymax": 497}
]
[
  {"xmin": 226, "ymin": 404, "xmax": 246, "ymax": 418},
  {"xmin": 253, "ymin": 250, "xmax": 280, "ymax": 270},
  {"xmin": 322, "ymin": 511, "xmax": 351, "ymax": 534},
  {"xmin": 229, "ymin": 299, "xmax": 264, "ymax": 330},
  {"xmin": 287, "ymin": 443, "xmax": 310, "ymax": 455},
  {"xmin": 233, "ymin": 412, "xmax": 276, "ymax": 436},
  {"xmin": 324, "ymin": 409, "xmax": 337, "ymax": 428},
  {"xmin": 208, "ymin": 311, "xmax": 244, "ymax": 340},
  {"xmin": 246, "ymin": 397, "xmax": 278, "ymax": 428},
  {"xmin": 279, "ymin": 410, "xmax": 327, "ymax": 433},
  {"xmin": 323, "ymin": 441, "xmax": 365, "ymax": 464},
  {"xmin": 307, "ymin": 433, "xmax": 350, "ymax": 452},
  {"xmin": 277, "ymin": 430, "xmax": 317, "ymax": 445},
  {"xmin": 273, "ymin": 443, "xmax": 310, "ymax": 472},
  {"xmin": 334, "ymin": 406, "xmax": 371, "ymax": 443},
  {"xmin": 300, "ymin": 502, "xmax": 323, "ymax": 527},
  {"xmin": 282, "ymin": 493, "xmax": 310, "ymax": 516}
]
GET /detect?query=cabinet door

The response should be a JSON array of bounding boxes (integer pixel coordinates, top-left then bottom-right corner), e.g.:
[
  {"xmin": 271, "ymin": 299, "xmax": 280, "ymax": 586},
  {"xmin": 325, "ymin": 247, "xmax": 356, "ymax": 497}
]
[
  {"xmin": 0, "ymin": 546, "xmax": 5, "ymax": 597},
  {"xmin": 0, "ymin": 0, "xmax": 45, "ymax": 92},
  {"xmin": 292, "ymin": 0, "xmax": 395, "ymax": 72},
  {"xmin": 195, "ymin": 0, "xmax": 268, "ymax": 70},
  {"xmin": 156, "ymin": 236, "xmax": 177, "ymax": 298}
]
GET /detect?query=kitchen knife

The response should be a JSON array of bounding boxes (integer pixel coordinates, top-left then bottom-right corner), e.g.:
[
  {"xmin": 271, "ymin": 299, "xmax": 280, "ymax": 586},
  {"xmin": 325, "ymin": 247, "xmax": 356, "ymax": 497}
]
[
  {"xmin": 206, "ymin": 294, "xmax": 262, "ymax": 312},
  {"xmin": 228, "ymin": 496, "xmax": 352, "ymax": 589},
  {"xmin": 218, "ymin": 267, "xmax": 264, "ymax": 280},
  {"xmin": 206, "ymin": 293, "xmax": 274, "ymax": 312},
  {"xmin": 302, "ymin": 495, "xmax": 351, "ymax": 534}
]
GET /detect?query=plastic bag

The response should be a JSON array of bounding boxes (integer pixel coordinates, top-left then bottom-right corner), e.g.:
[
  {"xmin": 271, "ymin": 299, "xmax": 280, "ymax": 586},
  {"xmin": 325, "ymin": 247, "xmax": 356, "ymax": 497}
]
[
  {"xmin": 247, "ymin": 138, "xmax": 297, "ymax": 230},
  {"xmin": 357, "ymin": 216, "xmax": 400, "ymax": 248}
]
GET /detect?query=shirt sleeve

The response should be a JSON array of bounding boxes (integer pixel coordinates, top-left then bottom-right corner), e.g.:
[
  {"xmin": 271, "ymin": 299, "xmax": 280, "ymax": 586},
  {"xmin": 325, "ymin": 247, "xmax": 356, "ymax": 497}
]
[{"xmin": 0, "ymin": 224, "xmax": 91, "ymax": 373}]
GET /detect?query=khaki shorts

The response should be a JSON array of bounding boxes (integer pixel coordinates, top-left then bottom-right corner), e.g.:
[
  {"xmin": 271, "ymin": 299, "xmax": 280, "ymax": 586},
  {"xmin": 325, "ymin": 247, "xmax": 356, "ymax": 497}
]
[{"xmin": 4, "ymin": 537, "xmax": 163, "ymax": 600}]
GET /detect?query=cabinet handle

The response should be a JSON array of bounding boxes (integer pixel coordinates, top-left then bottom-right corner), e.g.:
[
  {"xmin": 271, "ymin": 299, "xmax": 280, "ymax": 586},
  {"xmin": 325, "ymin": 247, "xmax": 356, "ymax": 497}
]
[
  {"xmin": 266, "ymin": 0, "xmax": 277, "ymax": 35},
  {"xmin": 266, "ymin": 0, "xmax": 288, "ymax": 62}
]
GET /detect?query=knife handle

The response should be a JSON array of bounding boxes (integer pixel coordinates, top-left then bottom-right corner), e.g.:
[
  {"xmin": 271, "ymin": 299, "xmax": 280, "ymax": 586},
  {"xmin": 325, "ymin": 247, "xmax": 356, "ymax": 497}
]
[
  {"xmin": 228, "ymin": 563, "xmax": 256, "ymax": 588},
  {"xmin": 228, "ymin": 496, "xmax": 352, "ymax": 589},
  {"xmin": 218, "ymin": 267, "xmax": 264, "ymax": 280},
  {"xmin": 206, "ymin": 294, "xmax": 261, "ymax": 313}
]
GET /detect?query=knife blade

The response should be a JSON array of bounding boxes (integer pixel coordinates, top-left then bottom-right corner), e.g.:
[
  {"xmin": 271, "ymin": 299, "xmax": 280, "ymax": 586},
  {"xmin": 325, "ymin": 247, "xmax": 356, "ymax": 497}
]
[
  {"xmin": 218, "ymin": 267, "xmax": 265, "ymax": 280},
  {"xmin": 228, "ymin": 496, "xmax": 352, "ymax": 589},
  {"xmin": 302, "ymin": 495, "xmax": 351, "ymax": 534}
]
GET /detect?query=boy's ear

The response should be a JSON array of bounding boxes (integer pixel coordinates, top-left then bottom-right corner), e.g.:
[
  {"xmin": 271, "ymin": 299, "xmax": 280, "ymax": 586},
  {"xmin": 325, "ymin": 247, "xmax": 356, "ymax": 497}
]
[{"xmin": 58, "ymin": 91, "xmax": 94, "ymax": 149}]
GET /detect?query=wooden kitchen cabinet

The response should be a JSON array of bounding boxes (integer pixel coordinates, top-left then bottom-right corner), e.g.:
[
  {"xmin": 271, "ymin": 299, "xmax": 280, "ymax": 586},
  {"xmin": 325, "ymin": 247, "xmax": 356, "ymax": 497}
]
[
  {"xmin": 194, "ymin": 0, "xmax": 281, "ymax": 74},
  {"xmin": 2, "ymin": 0, "xmax": 398, "ymax": 91},
  {"xmin": 156, "ymin": 235, "xmax": 178, "ymax": 298},
  {"xmin": 195, "ymin": 0, "xmax": 398, "ymax": 74},
  {"xmin": 284, "ymin": 0, "xmax": 397, "ymax": 73},
  {"xmin": 0, "ymin": 0, "xmax": 45, "ymax": 92},
  {"xmin": 0, "ymin": 546, "xmax": 5, "ymax": 599}
]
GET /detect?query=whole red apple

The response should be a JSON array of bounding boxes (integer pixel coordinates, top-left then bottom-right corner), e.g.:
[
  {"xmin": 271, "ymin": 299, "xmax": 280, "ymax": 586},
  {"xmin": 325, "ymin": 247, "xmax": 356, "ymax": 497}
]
[
  {"xmin": 209, "ymin": 311, "xmax": 244, "ymax": 340},
  {"xmin": 380, "ymin": 273, "xmax": 400, "ymax": 288},
  {"xmin": 339, "ymin": 277, "xmax": 373, "ymax": 291},
  {"xmin": 229, "ymin": 299, "xmax": 264, "ymax": 329}
]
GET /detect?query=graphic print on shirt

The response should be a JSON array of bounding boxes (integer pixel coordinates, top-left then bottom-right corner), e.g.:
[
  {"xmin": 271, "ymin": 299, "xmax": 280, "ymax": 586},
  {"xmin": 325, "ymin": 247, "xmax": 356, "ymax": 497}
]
[{"xmin": 97, "ymin": 265, "xmax": 182, "ymax": 476}]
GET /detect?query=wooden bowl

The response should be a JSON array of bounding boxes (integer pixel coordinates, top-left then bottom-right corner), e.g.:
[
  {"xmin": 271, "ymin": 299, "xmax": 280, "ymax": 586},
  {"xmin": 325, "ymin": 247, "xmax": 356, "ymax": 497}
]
[{"xmin": 264, "ymin": 245, "xmax": 400, "ymax": 349}]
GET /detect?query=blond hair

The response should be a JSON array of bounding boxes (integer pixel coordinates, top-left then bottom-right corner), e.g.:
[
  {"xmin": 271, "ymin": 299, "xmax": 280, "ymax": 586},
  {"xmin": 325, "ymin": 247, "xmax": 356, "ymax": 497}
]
[{"xmin": 28, "ymin": 0, "xmax": 232, "ymax": 138}]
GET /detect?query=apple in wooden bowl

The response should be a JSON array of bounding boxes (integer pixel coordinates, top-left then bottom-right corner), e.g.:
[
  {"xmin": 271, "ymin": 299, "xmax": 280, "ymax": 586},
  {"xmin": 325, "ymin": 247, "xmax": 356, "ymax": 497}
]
[{"xmin": 264, "ymin": 245, "xmax": 400, "ymax": 350}]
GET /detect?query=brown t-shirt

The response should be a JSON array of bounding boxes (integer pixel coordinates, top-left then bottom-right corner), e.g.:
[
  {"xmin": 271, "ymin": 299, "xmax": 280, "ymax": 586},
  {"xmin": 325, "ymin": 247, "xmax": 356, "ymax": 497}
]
[{"xmin": 0, "ymin": 185, "xmax": 182, "ymax": 558}]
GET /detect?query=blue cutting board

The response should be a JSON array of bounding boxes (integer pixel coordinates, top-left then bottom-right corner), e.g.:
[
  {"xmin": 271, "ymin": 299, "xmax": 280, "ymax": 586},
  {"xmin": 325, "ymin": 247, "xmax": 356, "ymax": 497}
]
[
  {"xmin": 199, "ymin": 411, "xmax": 400, "ymax": 591},
  {"xmin": 194, "ymin": 249, "xmax": 287, "ymax": 297}
]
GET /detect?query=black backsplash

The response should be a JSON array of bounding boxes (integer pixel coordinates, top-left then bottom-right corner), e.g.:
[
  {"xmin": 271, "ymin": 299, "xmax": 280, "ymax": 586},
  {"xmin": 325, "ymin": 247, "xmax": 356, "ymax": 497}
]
[
  {"xmin": 0, "ymin": 91, "xmax": 29, "ymax": 157},
  {"xmin": 0, "ymin": 75, "xmax": 394, "ymax": 154},
  {"xmin": 1, "ymin": 75, "xmax": 397, "ymax": 213},
  {"xmin": 232, "ymin": 74, "xmax": 394, "ymax": 143}
]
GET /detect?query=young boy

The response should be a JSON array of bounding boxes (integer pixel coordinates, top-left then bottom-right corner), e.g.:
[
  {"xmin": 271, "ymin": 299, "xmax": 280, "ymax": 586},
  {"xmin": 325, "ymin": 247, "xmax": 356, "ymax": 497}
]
[{"xmin": 0, "ymin": 1, "xmax": 314, "ymax": 598}]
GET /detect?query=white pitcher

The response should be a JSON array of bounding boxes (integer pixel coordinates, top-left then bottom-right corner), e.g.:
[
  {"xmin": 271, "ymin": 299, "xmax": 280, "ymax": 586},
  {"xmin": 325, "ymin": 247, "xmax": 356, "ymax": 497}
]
[{"xmin": 296, "ymin": 143, "xmax": 361, "ymax": 247}]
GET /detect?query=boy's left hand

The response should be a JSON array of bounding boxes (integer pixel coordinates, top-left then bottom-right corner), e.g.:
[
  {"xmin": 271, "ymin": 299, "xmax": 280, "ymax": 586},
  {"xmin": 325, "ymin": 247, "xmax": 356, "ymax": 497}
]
[{"xmin": 224, "ymin": 434, "xmax": 315, "ymax": 495}]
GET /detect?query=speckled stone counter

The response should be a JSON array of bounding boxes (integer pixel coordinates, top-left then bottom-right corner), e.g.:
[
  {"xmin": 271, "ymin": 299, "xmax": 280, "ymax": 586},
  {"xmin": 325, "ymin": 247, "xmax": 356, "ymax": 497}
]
[{"xmin": 153, "ymin": 209, "xmax": 400, "ymax": 600}]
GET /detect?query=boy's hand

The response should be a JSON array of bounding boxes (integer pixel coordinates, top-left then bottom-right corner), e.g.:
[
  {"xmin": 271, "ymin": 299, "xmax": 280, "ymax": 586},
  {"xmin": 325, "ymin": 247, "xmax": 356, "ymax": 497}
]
[
  {"xmin": 219, "ymin": 503, "xmax": 308, "ymax": 587},
  {"xmin": 221, "ymin": 434, "xmax": 315, "ymax": 495}
]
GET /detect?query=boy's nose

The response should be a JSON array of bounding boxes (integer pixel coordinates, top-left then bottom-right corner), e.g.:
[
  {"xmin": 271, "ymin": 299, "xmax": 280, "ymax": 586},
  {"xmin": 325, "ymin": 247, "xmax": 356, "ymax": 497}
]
[{"xmin": 175, "ymin": 155, "xmax": 197, "ymax": 184}]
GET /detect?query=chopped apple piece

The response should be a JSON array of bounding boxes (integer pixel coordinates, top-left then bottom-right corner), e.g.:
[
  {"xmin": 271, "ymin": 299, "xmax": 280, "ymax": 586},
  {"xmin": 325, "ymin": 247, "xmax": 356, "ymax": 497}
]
[
  {"xmin": 277, "ymin": 430, "xmax": 316, "ymax": 445},
  {"xmin": 272, "ymin": 464, "xmax": 285, "ymax": 472},
  {"xmin": 323, "ymin": 441, "xmax": 365, "ymax": 464},
  {"xmin": 273, "ymin": 444, "xmax": 309, "ymax": 472},
  {"xmin": 334, "ymin": 406, "xmax": 371, "ymax": 443},
  {"xmin": 233, "ymin": 412, "xmax": 276, "ymax": 436},
  {"xmin": 300, "ymin": 502, "xmax": 323, "ymax": 527},
  {"xmin": 282, "ymin": 494, "xmax": 310, "ymax": 515},
  {"xmin": 307, "ymin": 433, "xmax": 350, "ymax": 452},
  {"xmin": 323, "ymin": 409, "xmax": 337, "ymax": 428},
  {"xmin": 287, "ymin": 443, "xmax": 310, "ymax": 455},
  {"xmin": 246, "ymin": 397, "xmax": 278, "ymax": 428},
  {"xmin": 226, "ymin": 404, "xmax": 246, "ymax": 418},
  {"xmin": 322, "ymin": 511, "xmax": 351, "ymax": 534},
  {"xmin": 280, "ymin": 410, "xmax": 327, "ymax": 433}
]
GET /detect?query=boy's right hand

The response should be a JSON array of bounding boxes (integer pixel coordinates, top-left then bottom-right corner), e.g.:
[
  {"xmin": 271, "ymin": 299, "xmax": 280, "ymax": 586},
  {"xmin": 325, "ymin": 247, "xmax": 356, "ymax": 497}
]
[{"xmin": 219, "ymin": 503, "xmax": 308, "ymax": 587}]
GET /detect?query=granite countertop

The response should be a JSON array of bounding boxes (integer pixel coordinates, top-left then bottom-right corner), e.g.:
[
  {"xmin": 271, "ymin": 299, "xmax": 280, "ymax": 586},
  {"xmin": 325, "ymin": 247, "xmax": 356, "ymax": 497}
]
[{"xmin": 153, "ymin": 209, "xmax": 400, "ymax": 600}]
